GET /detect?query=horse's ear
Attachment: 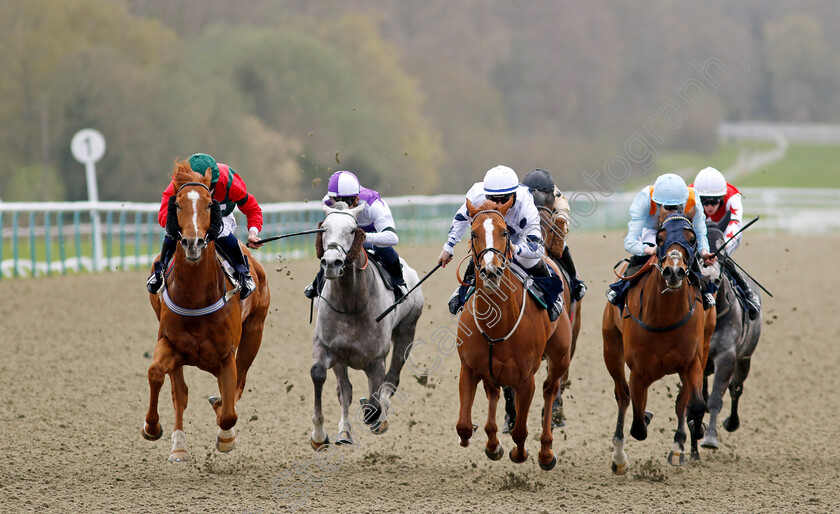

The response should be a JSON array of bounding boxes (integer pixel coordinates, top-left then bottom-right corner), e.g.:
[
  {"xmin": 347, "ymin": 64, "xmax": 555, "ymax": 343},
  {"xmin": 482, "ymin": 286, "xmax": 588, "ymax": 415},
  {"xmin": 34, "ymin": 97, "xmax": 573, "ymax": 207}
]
[
  {"xmin": 466, "ymin": 198, "xmax": 478, "ymax": 217},
  {"xmin": 322, "ymin": 204, "xmax": 335, "ymax": 216},
  {"xmin": 349, "ymin": 202, "xmax": 365, "ymax": 219},
  {"xmin": 345, "ymin": 228, "xmax": 366, "ymax": 262},
  {"xmin": 202, "ymin": 167, "xmax": 213, "ymax": 188},
  {"xmin": 498, "ymin": 195, "xmax": 515, "ymax": 215},
  {"xmin": 315, "ymin": 221, "xmax": 324, "ymax": 259}
]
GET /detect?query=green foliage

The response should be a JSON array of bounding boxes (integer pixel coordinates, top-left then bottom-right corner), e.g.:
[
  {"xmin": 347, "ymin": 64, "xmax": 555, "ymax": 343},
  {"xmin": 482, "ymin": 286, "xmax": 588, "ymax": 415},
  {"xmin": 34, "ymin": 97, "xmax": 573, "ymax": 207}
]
[{"xmin": 739, "ymin": 144, "xmax": 840, "ymax": 188}]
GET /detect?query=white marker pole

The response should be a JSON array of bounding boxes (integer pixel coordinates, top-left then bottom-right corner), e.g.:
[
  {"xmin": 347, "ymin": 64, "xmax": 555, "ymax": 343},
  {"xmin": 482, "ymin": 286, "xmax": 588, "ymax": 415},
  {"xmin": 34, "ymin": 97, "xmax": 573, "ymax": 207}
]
[{"xmin": 71, "ymin": 129, "xmax": 106, "ymax": 271}]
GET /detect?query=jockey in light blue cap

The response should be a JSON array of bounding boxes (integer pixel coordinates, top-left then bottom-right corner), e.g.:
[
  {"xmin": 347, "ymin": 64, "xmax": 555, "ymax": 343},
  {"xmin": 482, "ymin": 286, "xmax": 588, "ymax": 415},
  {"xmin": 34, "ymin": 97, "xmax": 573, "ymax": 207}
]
[{"xmin": 606, "ymin": 173, "xmax": 717, "ymax": 309}]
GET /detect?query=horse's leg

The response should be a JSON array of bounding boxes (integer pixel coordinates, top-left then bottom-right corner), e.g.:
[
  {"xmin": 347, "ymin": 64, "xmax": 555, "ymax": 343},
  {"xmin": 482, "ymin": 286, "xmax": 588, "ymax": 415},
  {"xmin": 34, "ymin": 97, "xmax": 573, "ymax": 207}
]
[
  {"xmin": 234, "ymin": 314, "xmax": 266, "ymax": 402},
  {"xmin": 333, "ymin": 364, "xmax": 354, "ymax": 445},
  {"xmin": 482, "ymin": 380, "xmax": 503, "ymax": 461},
  {"xmin": 509, "ymin": 376, "xmax": 535, "ymax": 464},
  {"xmin": 671, "ymin": 357, "xmax": 706, "ymax": 465},
  {"xmin": 702, "ymin": 349, "xmax": 735, "ymax": 450},
  {"xmin": 212, "ymin": 352, "xmax": 238, "ymax": 452},
  {"xmin": 167, "ymin": 366, "xmax": 189, "ymax": 462},
  {"xmin": 364, "ymin": 357, "xmax": 389, "ymax": 435},
  {"xmin": 724, "ymin": 356, "xmax": 751, "ymax": 432},
  {"xmin": 603, "ymin": 309, "xmax": 631, "ymax": 474},
  {"xmin": 310, "ymin": 343, "xmax": 332, "ymax": 449},
  {"xmin": 455, "ymin": 364, "xmax": 481, "ymax": 447},
  {"xmin": 628, "ymin": 371, "xmax": 652, "ymax": 442},
  {"xmin": 384, "ymin": 310, "xmax": 421, "ymax": 396},
  {"xmin": 143, "ymin": 337, "xmax": 182, "ymax": 445}
]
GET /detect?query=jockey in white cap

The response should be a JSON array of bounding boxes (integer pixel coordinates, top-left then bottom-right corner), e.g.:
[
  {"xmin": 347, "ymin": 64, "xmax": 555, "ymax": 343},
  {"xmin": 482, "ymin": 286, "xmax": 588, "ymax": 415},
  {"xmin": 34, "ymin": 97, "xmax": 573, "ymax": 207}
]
[
  {"xmin": 438, "ymin": 165, "xmax": 562, "ymax": 320},
  {"xmin": 691, "ymin": 166, "xmax": 760, "ymax": 319}
]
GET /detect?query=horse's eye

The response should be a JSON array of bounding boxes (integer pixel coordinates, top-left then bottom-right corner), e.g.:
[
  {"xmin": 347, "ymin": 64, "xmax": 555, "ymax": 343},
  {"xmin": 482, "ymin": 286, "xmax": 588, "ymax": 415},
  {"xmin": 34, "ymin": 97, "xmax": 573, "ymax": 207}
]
[{"xmin": 175, "ymin": 203, "xmax": 180, "ymax": 211}]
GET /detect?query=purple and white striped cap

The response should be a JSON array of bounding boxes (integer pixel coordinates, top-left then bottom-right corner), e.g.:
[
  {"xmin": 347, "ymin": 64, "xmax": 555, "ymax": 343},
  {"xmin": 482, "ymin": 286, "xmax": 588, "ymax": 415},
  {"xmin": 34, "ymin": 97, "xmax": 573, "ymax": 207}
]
[{"xmin": 327, "ymin": 171, "xmax": 361, "ymax": 197}]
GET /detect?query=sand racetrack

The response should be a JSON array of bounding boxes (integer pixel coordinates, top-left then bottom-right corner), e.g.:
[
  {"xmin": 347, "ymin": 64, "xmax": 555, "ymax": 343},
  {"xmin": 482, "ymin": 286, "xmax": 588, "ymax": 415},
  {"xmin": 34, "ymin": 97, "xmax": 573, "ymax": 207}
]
[{"xmin": 1, "ymin": 231, "xmax": 839, "ymax": 513}]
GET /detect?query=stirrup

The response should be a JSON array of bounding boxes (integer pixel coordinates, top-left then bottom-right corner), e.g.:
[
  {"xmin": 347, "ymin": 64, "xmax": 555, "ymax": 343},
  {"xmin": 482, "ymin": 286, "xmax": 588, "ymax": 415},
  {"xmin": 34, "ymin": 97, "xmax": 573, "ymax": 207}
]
[
  {"xmin": 146, "ymin": 271, "xmax": 164, "ymax": 294},
  {"xmin": 393, "ymin": 283, "xmax": 408, "ymax": 301},
  {"xmin": 448, "ymin": 291, "xmax": 461, "ymax": 315},
  {"xmin": 605, "ymin": 288, "xmax": 620, "ymax": 306},
  {"xmin": 703, "ymin": 292, "xmax": 716, "ymax": 310},
  {"xmin": 574, "ymin": 281, "xmax": 587, "ymax": 302},
  {"xmin": 304, "ymin": 283, "xmax": 318, "ymax": 299},
  {"xmin": 240, "ymin": 274, "xmax": 256, "ymax": 300}
]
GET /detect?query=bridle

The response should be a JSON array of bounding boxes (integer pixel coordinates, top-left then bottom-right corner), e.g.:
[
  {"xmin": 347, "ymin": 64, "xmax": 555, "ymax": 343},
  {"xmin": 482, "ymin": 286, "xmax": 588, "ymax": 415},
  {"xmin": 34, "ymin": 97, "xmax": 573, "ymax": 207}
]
[
  {"xmin": 469, "ymin": 210, "xmax": 512, "ymax": 273},
  {"xmin": 172, "ymin": 181, "xmax": 214, "ymax": 248},
  {"xmin": 321, "ymin": 210, "xmax": 369, "ymax": 277}
]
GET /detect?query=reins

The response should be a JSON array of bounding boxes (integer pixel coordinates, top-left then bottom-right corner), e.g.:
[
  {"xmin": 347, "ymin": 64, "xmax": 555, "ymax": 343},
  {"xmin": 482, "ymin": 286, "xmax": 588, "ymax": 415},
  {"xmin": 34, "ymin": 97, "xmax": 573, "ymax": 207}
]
[{"xmin": 315, "ymin": 210, "xmax": 373, "ymax": 315}]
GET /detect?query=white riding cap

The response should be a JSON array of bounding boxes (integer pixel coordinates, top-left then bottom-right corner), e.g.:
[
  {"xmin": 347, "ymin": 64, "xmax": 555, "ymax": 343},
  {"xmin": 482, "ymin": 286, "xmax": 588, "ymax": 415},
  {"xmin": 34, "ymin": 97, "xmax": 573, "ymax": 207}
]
[
  {"xmin": 694, "ymin": 167, "xmax": 727, "ymax": 197},
  {"xmin": 327, "ymin": 170, "xmax": 361, "ymax": 197},
  {"xmin": 483, "ymin": 165, "xmax": 519, "ymax": 196},
  {"xmin": 652, "ymin": 173, "xmax": 689, "ymax": 206}
]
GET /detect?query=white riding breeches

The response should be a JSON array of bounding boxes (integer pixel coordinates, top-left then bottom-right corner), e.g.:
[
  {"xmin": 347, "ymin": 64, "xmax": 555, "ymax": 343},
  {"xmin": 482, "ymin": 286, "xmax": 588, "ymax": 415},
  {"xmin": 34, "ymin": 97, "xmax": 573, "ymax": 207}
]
[{"xmin": 220, "ymin": 213, "xmax": 236, "ymax": 238}]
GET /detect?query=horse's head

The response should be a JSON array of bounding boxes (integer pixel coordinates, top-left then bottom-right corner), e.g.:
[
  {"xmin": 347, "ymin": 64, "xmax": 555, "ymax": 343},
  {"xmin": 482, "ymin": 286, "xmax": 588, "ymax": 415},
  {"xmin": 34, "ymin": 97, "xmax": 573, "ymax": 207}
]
[
  {"xmin": 167, "ymin": 160, "xmax": 222, "ymax": 261},
  {"xmin": 317, "ymin": 201, "xmax": 365, "ymax": 279},
  {"xmin": 466, "ymin": 196, "xmax": 514, "ymax": 290},
  {"xmin": 655, "ymin": 214, "xmax": 696, "ymax": 290}
]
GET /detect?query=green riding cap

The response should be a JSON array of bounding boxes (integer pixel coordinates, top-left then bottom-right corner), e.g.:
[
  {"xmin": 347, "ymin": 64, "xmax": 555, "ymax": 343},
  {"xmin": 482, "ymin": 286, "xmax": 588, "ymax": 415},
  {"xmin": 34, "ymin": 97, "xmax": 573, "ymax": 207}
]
[{"xmin": 188, "ymin": 153, "xmax": 220, "ymax": 184}]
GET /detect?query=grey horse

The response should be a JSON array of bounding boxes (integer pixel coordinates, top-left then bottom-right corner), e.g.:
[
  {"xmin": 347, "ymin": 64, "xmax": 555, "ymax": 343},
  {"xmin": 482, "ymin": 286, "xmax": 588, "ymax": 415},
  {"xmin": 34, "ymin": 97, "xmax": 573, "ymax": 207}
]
[
  {"xmin": 700, "ymin": 224, "xmax": 762, "ymax": 450},
  {"xmin": 309, "ymin": 201, "xmax": 423, "ymax": 449}
]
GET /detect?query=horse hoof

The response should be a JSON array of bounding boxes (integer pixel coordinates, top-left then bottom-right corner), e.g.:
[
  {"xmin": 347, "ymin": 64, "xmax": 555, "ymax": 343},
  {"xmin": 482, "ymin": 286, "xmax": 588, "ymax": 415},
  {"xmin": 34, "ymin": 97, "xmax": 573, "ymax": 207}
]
[
  {"xmin": 168, "ymin": 449, "xmax": 190, "ymax": 462},
  {"xmin": 372, "ymin": 420, "xmax": 389, "ymax": 435},
  {"xmin": 551, "ymin": 409, "xmax": 566, "ymax": 430},
  {"xmin": 208, "ymin": 396, "xmax": 222, "ymax": 408},
  {"xmin": 722, "ymin": 416, "xmax": 740, "ymax": 432},
  {"xmin": 539, "ymin": 454, "xmax": 557, "ymax": 471},
  {"xmin": 501, "ymin": 422, "xmax": 512, "ymax": 434},
  {"xmin": 687, "ymin": 420, "xmax": 707, "ymax": 437},
  {"xmin": 612, "ymin": 461, "xmax": 628, "ymax": 475},
  {"xmin": 690, "ymin": 451, "xmax": 701, "ymax": 461},
  {"xmin": 485, "ymin": 444, "xmax": 504, "ymax": 461},
  {"xmin": 310, "ymin": 435, "xmax": 330, "ymax": 451},
  {"xmin": 216, "ymin": 429, "xmax": 236, "ymax": 453},
  {"xmin": 335, "ymin": 433, "xmax": 354, "ymax": 446},
  {"xmin": 667, "ymin": 450, "xmax": 686, "ymax": 467},
  {"xmin": 644, "ymin": 410, "xmax": 654, "ymax": 425},
  {"xmin": 509, "ymin": 448, "xmax": 528, "ymax": 464},
  {"xmin": 700, "ymin": 436, "xmax": 719, "ymax": 450},
  {"xmin": 142, "ymin": 422, "xmax": 162, "ymax": 441},
  {"xmin": 630, "ymin": 424, "xmax": 647, "ymax": 441},
  {"xmin": 472, "ymin": 423, "xmax": 478, "ymax": 435}
]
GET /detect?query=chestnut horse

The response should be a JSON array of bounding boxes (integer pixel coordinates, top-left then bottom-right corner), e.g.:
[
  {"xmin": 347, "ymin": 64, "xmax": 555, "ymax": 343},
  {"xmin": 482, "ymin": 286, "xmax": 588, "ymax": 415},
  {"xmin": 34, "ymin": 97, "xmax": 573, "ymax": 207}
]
[
  {"xmin": 538, "ymin": 202, "xmax": 583, "ymax": 425},
  {"xmin": 142, "ymin": 161, "xmax": 270, "ymax": 462},
  {"xmin": 455, "ymin": 198, "xmax": 572, "ymax": 470},
  {"xmin": 602, "ymin": 213, "xmax": 715, "ymax": 474}
]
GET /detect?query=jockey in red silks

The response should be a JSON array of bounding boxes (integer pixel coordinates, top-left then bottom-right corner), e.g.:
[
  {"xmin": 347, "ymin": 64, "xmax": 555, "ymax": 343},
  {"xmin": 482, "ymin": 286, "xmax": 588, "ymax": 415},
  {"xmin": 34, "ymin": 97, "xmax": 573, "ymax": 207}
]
[
  {"xmin": 146, "ymin": 153, "xmax": 263, "ymax": 299},
  {"xmin": 691, "ymin": 166, "xmax": 760, "ymax": 319},
  {"xmin": 303, "ymin": 170, "xmax": 408, "ymax": 301}
]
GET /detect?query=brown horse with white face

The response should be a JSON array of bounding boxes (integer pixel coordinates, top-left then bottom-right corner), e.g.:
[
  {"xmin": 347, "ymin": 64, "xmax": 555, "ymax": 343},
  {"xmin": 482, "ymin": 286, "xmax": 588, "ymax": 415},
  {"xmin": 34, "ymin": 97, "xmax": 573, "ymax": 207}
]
[
  {"xmin": 602, "ymin": 212, "xmax": 715, "ymax": 474},
  {"xmin": 455, "ymin": 198, "xmax": 572, "ymax": 471},
  {"xmin": 142, "ymin": 161, "xmax": 270, "ymax": 462}
]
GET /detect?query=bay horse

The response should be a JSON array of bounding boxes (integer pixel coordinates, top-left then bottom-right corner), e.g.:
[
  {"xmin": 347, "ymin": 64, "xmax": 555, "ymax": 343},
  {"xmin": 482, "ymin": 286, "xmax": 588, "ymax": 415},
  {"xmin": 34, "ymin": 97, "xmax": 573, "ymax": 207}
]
[
  {"xmin": 309, "ymin": 201, "xmax": 423, "ymax": 449},
  {"xmin": 700, "ymin": 223, "xmax": 762, "ymax": 450},
  {"xmin": 455, "ymin": 198, "xmax": 572, "ymax": 470},
  {"xmin": 142, "ymin": 161, "xmax": 270, "ymax": 462},
  {"xmin": 602, "ymin": 213, "xmax": 715, "ymax": 474}
]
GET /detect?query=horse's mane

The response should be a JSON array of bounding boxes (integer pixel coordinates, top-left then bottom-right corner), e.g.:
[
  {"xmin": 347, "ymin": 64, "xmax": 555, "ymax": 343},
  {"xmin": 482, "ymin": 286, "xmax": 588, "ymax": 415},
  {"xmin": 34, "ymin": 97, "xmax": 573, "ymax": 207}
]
[{"xmin": 172, "ymin": 160, "xmax": 204, "ymax": 190}]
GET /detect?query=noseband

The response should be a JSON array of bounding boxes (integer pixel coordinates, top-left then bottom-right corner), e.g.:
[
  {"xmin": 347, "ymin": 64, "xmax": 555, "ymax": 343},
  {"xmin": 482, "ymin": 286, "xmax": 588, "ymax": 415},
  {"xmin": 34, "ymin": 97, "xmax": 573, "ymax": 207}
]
[{"xmin": 470, "ymin": 210, "xmax": 512, "ymax": 271}]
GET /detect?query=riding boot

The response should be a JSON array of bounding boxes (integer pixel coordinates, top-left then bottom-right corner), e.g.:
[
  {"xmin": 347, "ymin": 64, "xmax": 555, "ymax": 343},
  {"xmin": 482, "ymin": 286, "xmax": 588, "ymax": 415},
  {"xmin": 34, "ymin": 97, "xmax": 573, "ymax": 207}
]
[
  {"xmin": 526, "ymin": 261, "xmax": 562, "ymax": 322},
  {"xmin": 691, "ymin": 256, "xmax": 717, "ymax": 310},
  {"xmin": 379, "ymin": 250, "xmax": 408, "ymax": 301},
  {"xmin": 304, "ymin": 268, "xmax": 325, "ymax": 299},
  {"xmin": 605, "ymin": 253, "xmax": 649, "ymax": 307},
  {"xmin": 146, "ymin": 235, "xmax": 176, "ymax": 293},
  {"xmin": 216, "ymin": 233, "xmax": 256, "ymax": 299},
  {"xmin": 559, "ymin": 247, "xmax": 587, "ymax": 301},
  {"xmin": 723, "ymin": 258, "xmax": 760, "ymax": 320},
  {"xmin": 448, "ymin": 261, "xmax": 475, "ymax": 315}
]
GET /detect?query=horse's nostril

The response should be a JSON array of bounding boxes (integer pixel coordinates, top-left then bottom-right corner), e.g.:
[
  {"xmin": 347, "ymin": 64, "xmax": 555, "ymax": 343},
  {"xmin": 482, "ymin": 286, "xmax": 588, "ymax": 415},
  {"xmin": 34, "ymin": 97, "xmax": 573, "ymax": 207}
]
[
  {"xmin": 196, "ymin": 238, "xmax": 205, "ymax": 247},
  {"xmin": 676, "ymin": 268, "xmax": 686, "ymax": 280},
  {"xmin": 181, "ymin": 238, "xmax": 188, "ymax": 247},
  {"xmin": 334, "ymin": 260, "xmax": 344, "ymax": 268},
  {"xmin": 662, "ymin": 267, "xmax": 672, "ymax": 278},
  {"xmin": 320, "ymin": 259, "xmax": 327, "ymax": 267}
]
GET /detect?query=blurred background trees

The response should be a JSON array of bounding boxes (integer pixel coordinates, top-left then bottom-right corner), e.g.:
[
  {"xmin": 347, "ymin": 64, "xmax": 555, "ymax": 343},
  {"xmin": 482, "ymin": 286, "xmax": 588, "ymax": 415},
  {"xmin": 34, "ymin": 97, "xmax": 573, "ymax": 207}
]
[{"xmin": 1, "ymin": 0, "xmax": 838, "ymax": 201}]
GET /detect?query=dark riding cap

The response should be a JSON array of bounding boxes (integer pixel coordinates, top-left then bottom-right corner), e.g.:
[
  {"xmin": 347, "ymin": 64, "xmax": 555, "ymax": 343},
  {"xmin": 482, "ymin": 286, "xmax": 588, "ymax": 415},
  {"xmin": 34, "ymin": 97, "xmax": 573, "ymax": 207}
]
[
  {"xmin": 522, "ymin": 168, "xmax": 554, "ymax": 192},
  {"xmin": 189, "ymin": 153, "xmax": 220, "ymax": 185}
]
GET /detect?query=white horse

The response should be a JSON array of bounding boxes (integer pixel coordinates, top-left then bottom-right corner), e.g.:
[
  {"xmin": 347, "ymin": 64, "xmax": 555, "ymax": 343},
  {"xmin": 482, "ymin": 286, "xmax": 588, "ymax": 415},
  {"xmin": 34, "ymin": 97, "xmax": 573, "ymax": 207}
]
[{"xmin": 309, "ymin": 202, "xmax": 424, "ymax": 448}]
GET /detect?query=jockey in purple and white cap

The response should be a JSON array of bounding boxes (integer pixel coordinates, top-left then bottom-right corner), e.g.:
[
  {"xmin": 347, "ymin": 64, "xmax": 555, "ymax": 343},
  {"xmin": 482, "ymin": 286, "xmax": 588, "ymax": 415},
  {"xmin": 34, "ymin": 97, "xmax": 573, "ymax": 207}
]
[{"xmin": 304, "ymin": 170, "xmax": 407, "ymax": 300}]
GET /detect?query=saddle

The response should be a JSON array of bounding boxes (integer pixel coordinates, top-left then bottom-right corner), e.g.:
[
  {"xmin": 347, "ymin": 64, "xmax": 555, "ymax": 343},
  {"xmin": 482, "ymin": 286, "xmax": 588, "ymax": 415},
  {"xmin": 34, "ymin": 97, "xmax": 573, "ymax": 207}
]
[
  {"xmin": 508, "ymin": 262, "xmax": 564, "ymax": 313},
  {"xmin": 365, "ymin": 249, "xmax": 395, "ymax": 292}
]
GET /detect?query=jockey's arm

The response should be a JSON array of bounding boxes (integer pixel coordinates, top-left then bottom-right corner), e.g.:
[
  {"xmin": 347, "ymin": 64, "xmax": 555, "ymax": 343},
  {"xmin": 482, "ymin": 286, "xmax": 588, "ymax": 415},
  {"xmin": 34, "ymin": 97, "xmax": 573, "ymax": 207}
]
[
  {"xmin": 442, "ymin": 201, "xmax": 471, "ymax": 256},
  {"xmin": 724, "ymin": 193, "xmax": 744, "ymax": 253},
  {"xmin": 227, "ymin": 171, "xmax": 263, "ymax": 246},
  {"xmin": 623, "ymin": 189, "xmax": 653, "ymax": 256},
  {"xmin": 511, "ymin": 195, "xmax": 545, "ymax": 260},
  {"xmin": 157, "ymin": 182, "xmax": 176, "ymax": 228},
  {"xmin": 691, "ymin": 205, "xmax": 710, "ymax": 254},
  {"xmin": 365, "ymin": 200, "xmax": 399, "ymax": 247}
]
